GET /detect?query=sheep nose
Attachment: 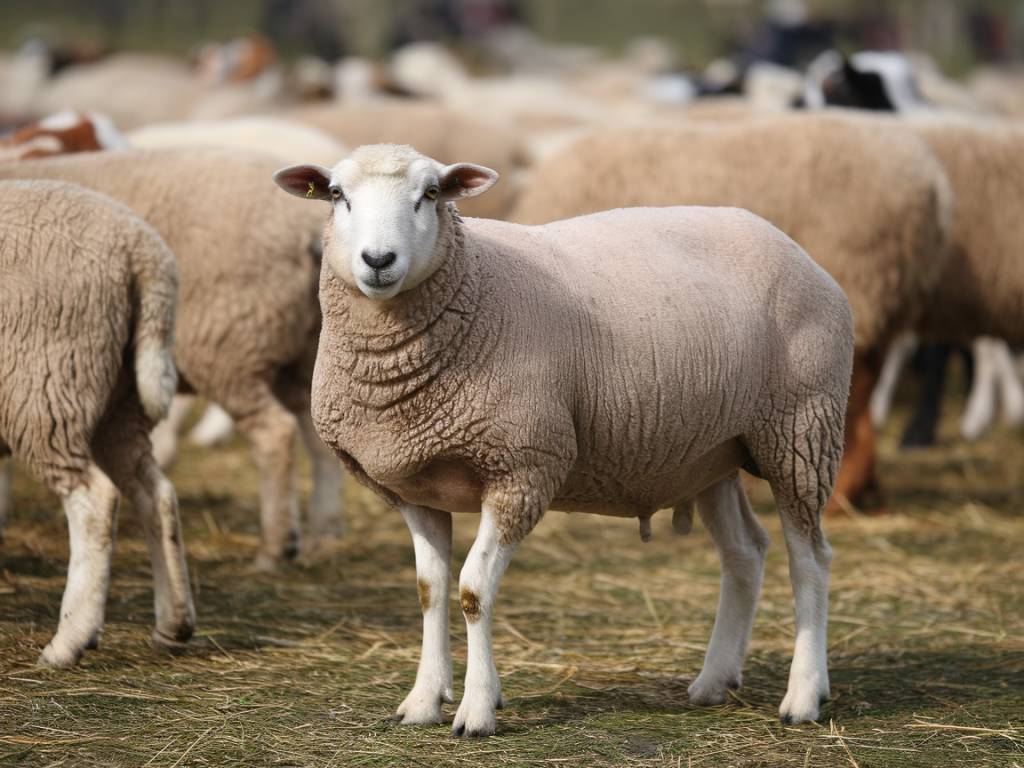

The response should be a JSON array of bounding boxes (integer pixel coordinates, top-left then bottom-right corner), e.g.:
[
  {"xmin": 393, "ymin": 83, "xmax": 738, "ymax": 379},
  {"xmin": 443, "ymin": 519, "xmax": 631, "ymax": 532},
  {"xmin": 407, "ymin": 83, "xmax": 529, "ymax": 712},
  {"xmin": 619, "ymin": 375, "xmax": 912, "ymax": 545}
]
[{"xmin": 362, "ymin": 250, "xmax": 396, "ymax": 269}]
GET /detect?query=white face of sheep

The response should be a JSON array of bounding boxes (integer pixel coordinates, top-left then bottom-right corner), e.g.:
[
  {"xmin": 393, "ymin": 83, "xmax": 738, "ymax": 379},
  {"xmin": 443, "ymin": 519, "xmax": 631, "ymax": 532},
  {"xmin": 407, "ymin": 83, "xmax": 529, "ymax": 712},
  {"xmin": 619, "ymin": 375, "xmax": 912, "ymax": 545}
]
[{"xmin": 274, "ymin": 147, "xmax": 498, "ymax": 300}]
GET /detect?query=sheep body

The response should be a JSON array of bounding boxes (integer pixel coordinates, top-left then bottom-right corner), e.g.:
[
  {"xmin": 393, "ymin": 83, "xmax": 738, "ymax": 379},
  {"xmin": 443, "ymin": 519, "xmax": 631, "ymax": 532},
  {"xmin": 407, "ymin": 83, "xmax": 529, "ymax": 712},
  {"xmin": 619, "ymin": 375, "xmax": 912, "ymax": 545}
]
[
  {"xmin": 299, "ymin": 144, "xmax": 853, "ymax": 732},
  {"xmin": 129, "ymin": 116, "xmax": 347, "ymax": 167},
  {"xmin": 0, "ymin": 148, "xmax": 342, "ymax": 565},
  {"xmin": 0, "ymin": 179, "xmax": 192, "ymax": 666},
  {"xmin": 288, "ymin": 101, "xmax": 523, "ymax": 219}
]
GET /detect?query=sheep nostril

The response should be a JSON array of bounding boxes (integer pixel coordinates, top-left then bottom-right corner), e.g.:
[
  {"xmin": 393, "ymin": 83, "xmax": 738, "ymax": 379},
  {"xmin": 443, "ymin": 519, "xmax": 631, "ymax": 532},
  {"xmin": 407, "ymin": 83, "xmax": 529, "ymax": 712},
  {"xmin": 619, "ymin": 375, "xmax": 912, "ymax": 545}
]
[{"xmin": 362, "ymin": 250, "xmax": 397, "ymax": 269}]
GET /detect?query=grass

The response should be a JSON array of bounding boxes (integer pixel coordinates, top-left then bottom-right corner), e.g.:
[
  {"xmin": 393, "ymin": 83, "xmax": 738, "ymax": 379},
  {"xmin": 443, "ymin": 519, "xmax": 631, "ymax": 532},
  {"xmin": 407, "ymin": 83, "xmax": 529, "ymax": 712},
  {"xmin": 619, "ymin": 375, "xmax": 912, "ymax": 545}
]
[{"xmin": 1, "ymin": 392, "xmax": 1022, "ymax": 767}]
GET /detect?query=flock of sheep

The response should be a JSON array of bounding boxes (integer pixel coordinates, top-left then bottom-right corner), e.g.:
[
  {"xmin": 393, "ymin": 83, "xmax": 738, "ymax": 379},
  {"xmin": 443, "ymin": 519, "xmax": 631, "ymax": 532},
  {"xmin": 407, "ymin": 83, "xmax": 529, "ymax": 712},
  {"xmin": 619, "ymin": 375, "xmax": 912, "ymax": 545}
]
[{"xmin": 1, "ymin": 33, "xmax": 1022, "ymax": 738}]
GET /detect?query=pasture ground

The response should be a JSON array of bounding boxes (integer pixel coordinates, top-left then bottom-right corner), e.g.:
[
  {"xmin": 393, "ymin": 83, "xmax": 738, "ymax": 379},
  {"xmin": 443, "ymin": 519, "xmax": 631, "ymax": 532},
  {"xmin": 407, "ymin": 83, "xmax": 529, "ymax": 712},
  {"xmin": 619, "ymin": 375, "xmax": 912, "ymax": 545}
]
[{"xmin": 1, "ymin": 395, "xmax": 1022, "ymax": 767}]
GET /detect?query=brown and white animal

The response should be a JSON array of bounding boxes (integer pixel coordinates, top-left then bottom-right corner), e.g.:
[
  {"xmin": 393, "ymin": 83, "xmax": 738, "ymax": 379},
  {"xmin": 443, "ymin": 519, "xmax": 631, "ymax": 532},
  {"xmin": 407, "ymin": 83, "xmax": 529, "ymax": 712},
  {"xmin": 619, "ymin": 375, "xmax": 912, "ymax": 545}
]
[
  {"xmin": 0, "ymin": 148, "xmax": 344, "ymax": 567},
  {"xmin": 0, "ymin": 180, "xmax": 193, "ymax": 667},
  {"xmin": 275, "ymin": 144, "xmax": 854, "ymax": 734}
]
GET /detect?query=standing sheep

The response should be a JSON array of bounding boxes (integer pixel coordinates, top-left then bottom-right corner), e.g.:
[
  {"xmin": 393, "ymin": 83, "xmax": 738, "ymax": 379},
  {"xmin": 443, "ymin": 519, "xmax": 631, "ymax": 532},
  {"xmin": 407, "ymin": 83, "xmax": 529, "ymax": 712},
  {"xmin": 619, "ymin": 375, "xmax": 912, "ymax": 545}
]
[
  {"xmin": 909, "ymin": 117, "xmax": 1024, "ymax": 351},
  {"xmin": 512, "ymin": 112, "xmax": 953, "ymax": 513},
  {"xmin": 0, "ymin": 148, "xmax": 343, "ymax": 567},
  {"xmin": 0, "ymin": 180, "xmax": 193, "ymax": 666},
  {"xmin": 274, "ymin": 144, "xmax": 854, "ymax": 733}
]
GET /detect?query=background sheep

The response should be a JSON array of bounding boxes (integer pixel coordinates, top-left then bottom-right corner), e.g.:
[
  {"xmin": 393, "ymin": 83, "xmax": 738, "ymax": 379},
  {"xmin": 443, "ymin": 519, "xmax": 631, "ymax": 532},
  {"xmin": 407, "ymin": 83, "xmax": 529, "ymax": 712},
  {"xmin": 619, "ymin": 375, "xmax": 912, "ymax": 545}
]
[
  {"xmin": 286, "ymin": 101, "xmax": 525, "ymax": 220},
  {"xmin": 0, "ymin": 179, "xmax": 192, "ymax": 667},
  {"xmin": 276, "ymin": 143, "xmax": 853, "ymax": 734},
  {"xmin": 512, "ymin": 112, "xmax": 953, "ymax": 514},
  {"xmin": 0, "ymin": 147, "xmax": 344, "ymax": 567}
]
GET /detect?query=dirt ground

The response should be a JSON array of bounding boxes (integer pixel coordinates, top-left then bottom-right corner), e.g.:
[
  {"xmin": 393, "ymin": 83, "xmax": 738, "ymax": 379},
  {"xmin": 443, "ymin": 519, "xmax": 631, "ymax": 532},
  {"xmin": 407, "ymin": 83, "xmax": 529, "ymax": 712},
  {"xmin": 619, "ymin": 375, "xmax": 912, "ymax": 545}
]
[{"xmin": 1, "ymin": 396, "xmax": 1022, "ymax": 767}]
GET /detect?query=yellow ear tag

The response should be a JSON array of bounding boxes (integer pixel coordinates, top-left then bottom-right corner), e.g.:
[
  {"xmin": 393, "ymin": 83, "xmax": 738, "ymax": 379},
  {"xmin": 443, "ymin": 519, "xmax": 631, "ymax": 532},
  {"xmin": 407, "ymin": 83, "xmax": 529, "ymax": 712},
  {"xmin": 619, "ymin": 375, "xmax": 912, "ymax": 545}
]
[{"xmin": 306, "ymin": 182, "xmax": 316, "ymax": 198}]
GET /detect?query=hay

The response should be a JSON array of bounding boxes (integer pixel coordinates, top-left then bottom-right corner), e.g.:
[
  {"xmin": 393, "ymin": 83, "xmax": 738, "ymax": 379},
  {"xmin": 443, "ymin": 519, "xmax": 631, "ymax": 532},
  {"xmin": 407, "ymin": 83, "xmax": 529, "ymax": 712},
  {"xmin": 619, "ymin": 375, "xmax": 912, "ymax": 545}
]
[{"xmin": 1, "ymin": 398, "xmax": 1022, "ymax": 767}]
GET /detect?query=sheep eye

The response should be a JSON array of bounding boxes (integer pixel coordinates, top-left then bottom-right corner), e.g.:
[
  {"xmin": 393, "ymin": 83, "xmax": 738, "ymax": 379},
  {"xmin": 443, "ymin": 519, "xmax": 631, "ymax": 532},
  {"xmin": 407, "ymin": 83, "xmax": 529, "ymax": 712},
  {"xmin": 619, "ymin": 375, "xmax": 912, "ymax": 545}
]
[
  {"xmin": 329, "ymin": 185, "xmax": 343, "ymax": 200},
  {"xmin": 424, "ymin": 186, "xmax": 439, "ymax": 201}
]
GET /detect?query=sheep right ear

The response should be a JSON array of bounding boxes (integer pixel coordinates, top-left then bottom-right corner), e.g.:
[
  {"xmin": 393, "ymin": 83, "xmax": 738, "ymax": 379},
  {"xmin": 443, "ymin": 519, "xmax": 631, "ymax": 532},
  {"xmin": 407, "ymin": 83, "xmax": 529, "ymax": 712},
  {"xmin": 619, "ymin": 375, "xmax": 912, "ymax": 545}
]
[{"xmin": 273, "ymin": 164, "xmax": 333, "ymax": 201}]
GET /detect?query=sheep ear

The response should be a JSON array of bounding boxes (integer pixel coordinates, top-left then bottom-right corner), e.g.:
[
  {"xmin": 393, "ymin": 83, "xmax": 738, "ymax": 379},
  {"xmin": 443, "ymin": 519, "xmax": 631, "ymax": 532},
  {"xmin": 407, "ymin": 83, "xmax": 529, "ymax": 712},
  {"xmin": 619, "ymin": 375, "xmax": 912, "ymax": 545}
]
[
  {"xmin": 439, "ymin": 163, "xmax": 499, "ymax": 201},
  {"xmin": 273, "ymin": 164, "xmax": 333, "ymax": 201}
]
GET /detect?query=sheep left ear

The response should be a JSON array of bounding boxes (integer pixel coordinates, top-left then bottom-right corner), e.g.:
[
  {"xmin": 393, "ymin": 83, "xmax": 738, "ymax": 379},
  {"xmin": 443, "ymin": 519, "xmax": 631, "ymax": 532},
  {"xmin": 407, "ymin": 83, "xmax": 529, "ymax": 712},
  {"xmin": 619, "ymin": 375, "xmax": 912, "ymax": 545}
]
[
  {"xmin": 273, "ymin": 164, "xmax": 333, "ymax": 201},
  {"xmin": 439, "ymin": 163, "xmax": 499, "ymax": 201}
]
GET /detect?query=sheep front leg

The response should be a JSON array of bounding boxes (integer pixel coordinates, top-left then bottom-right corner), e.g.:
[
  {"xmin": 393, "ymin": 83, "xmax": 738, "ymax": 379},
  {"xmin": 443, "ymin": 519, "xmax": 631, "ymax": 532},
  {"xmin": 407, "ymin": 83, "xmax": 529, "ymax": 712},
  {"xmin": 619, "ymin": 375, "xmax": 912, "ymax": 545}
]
[
  {"xmin": 396, "ymin": 505, "xmax": 453, "ymax": 725},
  {"xmin": 40, "ymin": 465, "xmax": 120, "ymax": 667},
  {"xmin": 688, "ymin": 474, "xmax": 769, "ymax": 706},
  {"xmin": 452, "ymin": 502, "xmax": 533, "ymax": 738},
  {"xmin": 298, "ymin": 408, "xmax": 345, "ymax": 542}
]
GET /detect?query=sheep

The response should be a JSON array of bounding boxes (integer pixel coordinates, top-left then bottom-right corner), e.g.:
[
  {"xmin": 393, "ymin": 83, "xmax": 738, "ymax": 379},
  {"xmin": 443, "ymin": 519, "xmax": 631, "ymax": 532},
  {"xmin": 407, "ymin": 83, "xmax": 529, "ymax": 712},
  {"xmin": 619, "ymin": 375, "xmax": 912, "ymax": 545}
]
[
  {"xmin": 286, "ymin": 101, "xmax": 524, "ymax": 220},
  {"xmin": 511, "ymin": 112, "xmax": 953, "ymax": 513},
  {"xmin": 0, "ymin": 147, "xmax": 344, "ymax": 567},
  {"xmin": 274, "ymin": 143, "xmax": 854, "ymax": 733},
  {"xmin": 907, "ymin": 117, "xmax": 1024, "ymax": 360},
  {"xmin": 0, "ymin": 179, "xmax": 193, "ymax": 666},
  {"xmin": 128, "ymin": 116, "xmax": 348, "ymax": 168}
]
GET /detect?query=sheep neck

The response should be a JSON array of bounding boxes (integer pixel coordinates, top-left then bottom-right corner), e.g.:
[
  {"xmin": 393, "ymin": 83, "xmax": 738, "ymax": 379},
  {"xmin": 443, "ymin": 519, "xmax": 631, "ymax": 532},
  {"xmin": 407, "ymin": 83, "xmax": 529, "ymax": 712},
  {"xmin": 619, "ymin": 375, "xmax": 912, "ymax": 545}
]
[{"xmin": 325, "ymin": 207, "xmax": 485, "ymax": 412}]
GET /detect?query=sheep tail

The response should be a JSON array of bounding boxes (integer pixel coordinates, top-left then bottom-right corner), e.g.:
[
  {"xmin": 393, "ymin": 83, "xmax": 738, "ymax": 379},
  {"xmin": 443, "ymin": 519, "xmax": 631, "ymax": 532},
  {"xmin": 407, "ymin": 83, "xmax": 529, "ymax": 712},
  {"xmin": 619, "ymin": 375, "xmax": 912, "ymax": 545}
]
[{"xmin": 129, "ymin": 224, "xmax": 179, "ymax": 423}]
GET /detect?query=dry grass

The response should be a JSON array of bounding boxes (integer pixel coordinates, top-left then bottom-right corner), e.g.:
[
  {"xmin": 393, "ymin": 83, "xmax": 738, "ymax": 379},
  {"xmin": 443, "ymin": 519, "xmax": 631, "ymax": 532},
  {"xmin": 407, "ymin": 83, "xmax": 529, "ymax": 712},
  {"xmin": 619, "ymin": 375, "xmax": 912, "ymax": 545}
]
[{"xmin": 1, "ymin": 396, "xmax": 1022, "ymax": 767}]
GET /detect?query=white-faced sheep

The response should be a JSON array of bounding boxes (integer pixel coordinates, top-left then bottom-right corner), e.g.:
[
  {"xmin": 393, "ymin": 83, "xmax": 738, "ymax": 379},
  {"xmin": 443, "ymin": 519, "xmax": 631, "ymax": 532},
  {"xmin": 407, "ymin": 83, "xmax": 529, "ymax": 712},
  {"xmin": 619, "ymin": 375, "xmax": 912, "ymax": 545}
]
[
  {"xmin": 0, "ymin": 147, "xmax": 344, "ymax": 567},
  {"xmin": 274, "ymin": 144, "xmax": 854, "ymax": 734},
  {"xmin": 0, "ymin": 179, "xmax": 193, "ymax": 666},
  {"xmin": 511, "ymin": 112, "xmax": 953, "ymax": 514}
]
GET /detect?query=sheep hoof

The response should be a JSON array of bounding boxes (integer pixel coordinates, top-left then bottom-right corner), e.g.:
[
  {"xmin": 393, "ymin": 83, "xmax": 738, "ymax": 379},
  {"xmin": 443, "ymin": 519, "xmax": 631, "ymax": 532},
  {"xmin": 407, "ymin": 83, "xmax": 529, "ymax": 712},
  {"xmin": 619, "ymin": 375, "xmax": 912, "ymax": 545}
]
[{"xmin": 38, "ymin": 641, "xmax": 83, "ymax": 669}]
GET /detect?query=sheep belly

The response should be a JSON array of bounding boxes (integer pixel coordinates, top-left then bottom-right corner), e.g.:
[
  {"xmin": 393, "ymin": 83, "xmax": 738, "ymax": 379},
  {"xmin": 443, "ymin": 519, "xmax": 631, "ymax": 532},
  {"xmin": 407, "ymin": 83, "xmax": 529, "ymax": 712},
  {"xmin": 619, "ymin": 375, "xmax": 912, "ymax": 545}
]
[
  {"xmin": 552, "ymin": 437, "xmax": 750, "ymax": 517},
  {"xmin": 382, "ymin": 457, "xmax": 485, "ymax": 515}
]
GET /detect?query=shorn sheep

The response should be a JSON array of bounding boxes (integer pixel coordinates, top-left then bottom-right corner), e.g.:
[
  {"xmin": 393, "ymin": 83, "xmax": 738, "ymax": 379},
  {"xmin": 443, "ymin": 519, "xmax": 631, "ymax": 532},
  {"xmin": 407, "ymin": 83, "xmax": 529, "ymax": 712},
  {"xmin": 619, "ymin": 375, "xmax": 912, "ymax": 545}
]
[
  {"xmin": 274, "ymin": 144, "xmax": 854, "ymax": 734},
  {"xmin": 0, "ymin": 180, "xmax": 193, "ymax": 666},
  {"xmin": 512, "ymin": 112, "xmax": 953, "ymax": 513},
  {"xmin": 0, "ymin": 147, "xmax": 343, "ymax": 567}
]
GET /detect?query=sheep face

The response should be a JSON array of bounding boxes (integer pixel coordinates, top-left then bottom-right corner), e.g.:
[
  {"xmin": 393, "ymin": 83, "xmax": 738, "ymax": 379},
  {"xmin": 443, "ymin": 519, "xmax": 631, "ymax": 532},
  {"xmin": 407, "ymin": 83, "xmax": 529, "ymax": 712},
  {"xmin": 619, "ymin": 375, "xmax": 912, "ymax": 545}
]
[{"xmin": 274, "ymin": 144, "xmax": 497, "ymax": 300}]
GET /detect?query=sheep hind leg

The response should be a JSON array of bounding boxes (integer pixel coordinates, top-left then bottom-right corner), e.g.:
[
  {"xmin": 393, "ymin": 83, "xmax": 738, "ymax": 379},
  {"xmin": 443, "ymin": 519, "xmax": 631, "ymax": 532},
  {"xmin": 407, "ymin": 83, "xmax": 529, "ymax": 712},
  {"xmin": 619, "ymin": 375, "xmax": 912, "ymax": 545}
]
[
  {"xmin": 297, "ymin": 407, "xmax": 345, "ymax": 544},
  {"xmin": 234, "ymin": 397, "xmax": 300, "ymax": 570},
  {"xmin": 749, "ymin": 393, "xmax": 841, "ymax": 724},
  {"xmin": 150, "ymin": 395, "xmax": 194, "ymax": 470},
  {"xmin": 0, "ymin": 457, "xmax": 11, "ymax": 544},
  {"xmin": 688, "ymin": 473, "xmax": 768, "ymax": 707},
  {"xmin": 94, "ymin": 404, "xmax": 195, "ymax": 649},
  {"xmin": 396, "ymin": 505, "xmax": 453, "ymax": 725},
  {"xmin": 39, "ymin": 465, "xmax": 119, "ymax": 668}
]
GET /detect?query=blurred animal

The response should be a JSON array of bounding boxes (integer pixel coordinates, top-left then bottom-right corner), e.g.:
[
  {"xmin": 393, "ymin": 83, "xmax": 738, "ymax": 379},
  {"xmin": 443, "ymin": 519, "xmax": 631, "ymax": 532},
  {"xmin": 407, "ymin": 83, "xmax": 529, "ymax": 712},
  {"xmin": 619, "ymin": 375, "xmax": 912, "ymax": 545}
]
[{"xmin": 0, "ymin": 180, "xmax": 192, "ymax": 667}]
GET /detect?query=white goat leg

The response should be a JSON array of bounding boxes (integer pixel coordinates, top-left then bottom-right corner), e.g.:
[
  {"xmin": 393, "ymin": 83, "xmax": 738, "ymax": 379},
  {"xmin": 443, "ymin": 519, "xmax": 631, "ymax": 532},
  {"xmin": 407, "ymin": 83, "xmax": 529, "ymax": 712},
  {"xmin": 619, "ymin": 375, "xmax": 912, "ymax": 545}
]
[
  {"xmin": 689, "ymin": 475, "xmax": 769, "ymax": 706},
  {"xmin": 39, "ymin": 466, "xmax": 119, "ymax": 667},
  {"xmin": 188, "ymin": 403, "xmax": 235, "ymax": 447},
  {"xmin": 452, "ymin": 508, "xmax": 515, "ymax": 737},
  {"xmin": 870, "ymin": 332, "xmax": 918, "ymax": 428},
  {"xmin": 778, "ymin": 514, "xmax": 832, "ymax": 724},
  {"xmin": 396, "ymin": 505, "xmax": 453, "ymax": 725}
]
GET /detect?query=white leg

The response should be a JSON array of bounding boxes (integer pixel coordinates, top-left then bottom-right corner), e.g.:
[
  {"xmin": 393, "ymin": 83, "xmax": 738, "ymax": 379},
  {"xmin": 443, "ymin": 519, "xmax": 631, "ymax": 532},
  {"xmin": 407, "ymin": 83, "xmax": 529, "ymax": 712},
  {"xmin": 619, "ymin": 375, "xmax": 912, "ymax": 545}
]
[
  {"xmin": 870, "ymin": 332, "xmax": 917, "ymax": 428},
  {"xmin": 40, "ymin": 465, "xmax": 119, "ymax": 667},
  {"xmin": 778, "ymin": 514, "xmax": 832, "ymax": 724},
  {"xmin": 188, "ymin": 403, "xmax": 235, "ymax": 447},
  {"xmin": 452, "ymin": 508, "xmax": 516, "ymax": 737},
  {"xmin": 150, "ymin": 395, "xmax": 193, "ymax": 469},
  {"xmin": 130, "ymin": 459, "xmax": 195, "ymax": 649},
  {"xmin": 298, "ymin": 408, "xmax": 344, "ymax": 542},
  {"xmin": 0, "ymin": 457, "xmax": 11, "ymax": 543},
  {"xmin": 688, "ymin": 475, "xmax": 769, "ymax": 706},
  {"xmin": 962, "ymin": 337, "xmax": 998, "ymax": 441},
  {"xmin": 992, "ymin": 341, "xmax": 1024, "ymax": 428},
  {"xmin": 396, "ymin": 505, "xmax": 453, "ymax": 725}
]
